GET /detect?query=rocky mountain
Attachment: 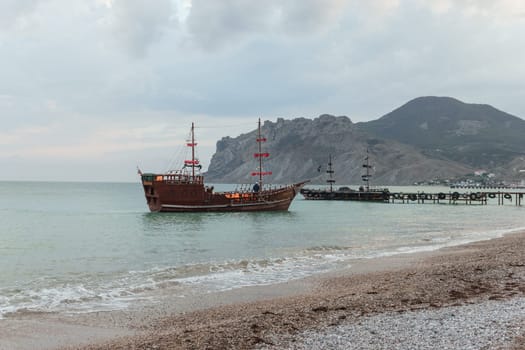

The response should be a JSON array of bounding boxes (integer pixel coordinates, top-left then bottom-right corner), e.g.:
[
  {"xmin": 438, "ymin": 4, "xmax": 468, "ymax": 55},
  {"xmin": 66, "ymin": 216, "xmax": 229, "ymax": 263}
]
[
  {"xmin": 205, "ymin": 114, "xmax": 473, "ymax": 185},
  {"xmin": 205, "ymin": 97, "xmax": 525, "ymax": 185},
  {"xmin": 357, "ymin": 96, "xmax": 525, "ymax": 168}
]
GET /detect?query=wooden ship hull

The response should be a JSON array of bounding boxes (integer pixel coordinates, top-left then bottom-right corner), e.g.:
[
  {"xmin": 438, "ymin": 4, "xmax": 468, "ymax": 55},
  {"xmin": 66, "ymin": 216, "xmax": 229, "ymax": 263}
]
[{"xmin": 141, "ymin": 174, "xmax": 306, "ymax": 212}]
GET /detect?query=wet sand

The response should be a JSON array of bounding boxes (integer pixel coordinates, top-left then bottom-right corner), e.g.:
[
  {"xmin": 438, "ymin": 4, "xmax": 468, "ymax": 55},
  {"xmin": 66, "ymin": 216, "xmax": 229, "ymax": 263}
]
[{"xmin": 2, "ymin": 232, "xmax": 525, "ymax": 349}]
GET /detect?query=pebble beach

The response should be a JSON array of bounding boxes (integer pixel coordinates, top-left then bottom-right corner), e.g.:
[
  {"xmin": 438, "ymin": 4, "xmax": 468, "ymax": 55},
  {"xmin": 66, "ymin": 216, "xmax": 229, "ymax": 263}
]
[
  {"xmin": 262, "ymin": 297, "xmax": 525, "ymax": 349},
  {"xmin": 2, "ymin": 231, "xmax": 525, "ymax": 350},
  {"xmin": 77, "ymin": 231, "xmax": 525, "ymax": 349}
]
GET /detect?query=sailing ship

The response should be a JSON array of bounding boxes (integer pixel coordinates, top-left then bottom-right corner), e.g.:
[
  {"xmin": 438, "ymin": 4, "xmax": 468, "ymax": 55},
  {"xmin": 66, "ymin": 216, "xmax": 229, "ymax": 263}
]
[
  {"xmin": 300, "ymin": 151, "xmax": 390, "ymax": 202},
  {"xmin": 139, "ymin": 119, "xmax": 308, "ymax": 212}
]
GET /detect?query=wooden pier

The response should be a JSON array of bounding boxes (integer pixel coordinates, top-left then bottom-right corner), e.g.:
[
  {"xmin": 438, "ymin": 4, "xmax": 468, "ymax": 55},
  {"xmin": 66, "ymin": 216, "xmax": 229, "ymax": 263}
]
[{"xmin": 385, "ymin": 191, "xmax": 524, "ymax": 206}]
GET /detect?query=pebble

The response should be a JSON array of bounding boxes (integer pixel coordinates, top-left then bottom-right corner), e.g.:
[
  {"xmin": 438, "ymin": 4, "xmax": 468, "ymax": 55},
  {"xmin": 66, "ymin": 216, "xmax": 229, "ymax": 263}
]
[{"xmin": 260, "ymin": 297, "xmax": 525, "ymax": 349}]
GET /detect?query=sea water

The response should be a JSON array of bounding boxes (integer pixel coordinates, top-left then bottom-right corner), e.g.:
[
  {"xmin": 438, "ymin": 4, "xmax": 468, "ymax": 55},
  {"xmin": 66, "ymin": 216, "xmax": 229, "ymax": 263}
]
[{"xmin": 0, "ymin": 181, "xmax": 524, "ymax": 318}]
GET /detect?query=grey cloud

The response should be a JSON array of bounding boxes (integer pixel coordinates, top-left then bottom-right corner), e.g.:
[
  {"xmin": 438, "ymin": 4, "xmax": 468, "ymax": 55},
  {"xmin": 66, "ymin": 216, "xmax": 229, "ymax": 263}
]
[
  {"xmin": 275, "ymin": 0, "xmax": 347, "ymax": 35},
  {"xmin": 0, "ymin": 0, "xmax": 41, "ymax": 29},
  {"xmin": 107, "ymin": 0, "xmax": 175, "ymax": 57},
  {"xmin": 184, "ymin": 1, "xmax": 274, "ymax": 50},
  {"xmin": 185, "ymin": 0, "xmax": 346, "ymax": 50}
]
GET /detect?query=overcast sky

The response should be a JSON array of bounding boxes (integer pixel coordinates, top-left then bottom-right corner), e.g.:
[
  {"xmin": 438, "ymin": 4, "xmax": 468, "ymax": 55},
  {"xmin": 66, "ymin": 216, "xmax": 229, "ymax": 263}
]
[{"xmin": 1, "ymin": 0, "xmax": 524, "ymax": 182}]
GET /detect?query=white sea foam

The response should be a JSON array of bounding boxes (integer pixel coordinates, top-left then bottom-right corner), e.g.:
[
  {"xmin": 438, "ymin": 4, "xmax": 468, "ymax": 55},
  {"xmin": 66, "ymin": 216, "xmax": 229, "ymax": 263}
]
[
  {"xmin": 0, "ymin": 269, "xmax": 173, "ymax": 318},
  {"xmin": 174, "ymin": 255, "xmax": 343, "ymax": 291}
]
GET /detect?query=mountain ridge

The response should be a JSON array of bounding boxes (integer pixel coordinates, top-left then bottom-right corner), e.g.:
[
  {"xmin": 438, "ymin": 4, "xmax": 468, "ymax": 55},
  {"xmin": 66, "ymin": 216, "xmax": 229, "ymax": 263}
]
[
  {"xmin": 357, "ymin": 96, "xmax": 525, "ymax": 168},
  {"xmin": 205, "ymin": 96, "xmax": 525, "ymax": 185}
]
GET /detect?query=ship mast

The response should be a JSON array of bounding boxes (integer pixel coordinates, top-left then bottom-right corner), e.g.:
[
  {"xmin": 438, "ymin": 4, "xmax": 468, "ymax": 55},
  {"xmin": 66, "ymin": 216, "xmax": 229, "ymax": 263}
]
[
  {"xmin": 257, "ymin": 120, "xmax": 263, "ymax": 185},
  {"xmin": 362, "ymin": 148, "xmax": 372, "ymax": 191},
  {"xmin": 191, "ymin": 123, "xmax": 195, "ymax": 178},
  {"xmin": 326, "ymin": 154, "xmax": 335, "ymax": 192},
  {"xmin": 184, "ymin": 122, "xmax": 199, "ymax": 177},
  {"xmin": 252, "ymin": 118, "xmax": 272, "ymax": 188}
]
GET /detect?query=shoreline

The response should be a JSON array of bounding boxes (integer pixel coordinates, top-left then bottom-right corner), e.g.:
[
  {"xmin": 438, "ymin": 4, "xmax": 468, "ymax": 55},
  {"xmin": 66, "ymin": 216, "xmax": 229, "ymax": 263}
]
[{"xmin": 2, "ymin": 231, "xmax": 525, "ymax": 349}]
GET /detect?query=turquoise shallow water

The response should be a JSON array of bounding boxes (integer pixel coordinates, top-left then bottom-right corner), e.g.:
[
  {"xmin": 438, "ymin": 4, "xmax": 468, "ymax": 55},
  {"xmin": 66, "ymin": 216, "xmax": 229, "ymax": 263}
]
[{"xmin": 0, "ymin": 181, "xmax": 524, "ymax": 318}]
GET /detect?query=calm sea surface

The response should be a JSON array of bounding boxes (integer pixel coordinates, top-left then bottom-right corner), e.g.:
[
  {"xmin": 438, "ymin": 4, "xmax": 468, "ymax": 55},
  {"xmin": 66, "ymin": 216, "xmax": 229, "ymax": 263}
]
[{"xmin": 0, "ymin": 181, "xmax": 524, "ymax": 318}]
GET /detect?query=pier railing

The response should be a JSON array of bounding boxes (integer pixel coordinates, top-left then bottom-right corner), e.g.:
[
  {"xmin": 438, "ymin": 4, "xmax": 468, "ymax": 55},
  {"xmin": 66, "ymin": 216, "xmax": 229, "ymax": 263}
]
[{"xmin": 385, "ymin": 191, "xmax": 524, "ymax": 206}]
